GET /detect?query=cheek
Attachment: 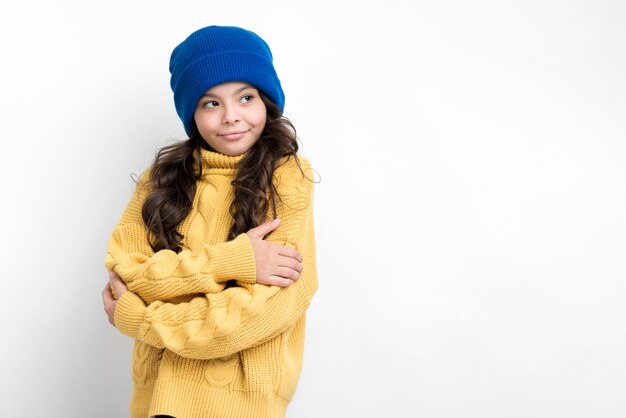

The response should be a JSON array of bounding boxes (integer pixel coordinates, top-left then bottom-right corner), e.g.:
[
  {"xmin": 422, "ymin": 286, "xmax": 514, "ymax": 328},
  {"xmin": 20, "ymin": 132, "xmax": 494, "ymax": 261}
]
[
  {"xmin": 194, "ymin": 113, "xmax": 218, "ymax": 132},
  {"xmin": 251, "ymin": 108, "xmax": 267, "ymax": 130},
  {"xmin": 256, "ymin": 114, "xmax": 267, "ymax": 130}
]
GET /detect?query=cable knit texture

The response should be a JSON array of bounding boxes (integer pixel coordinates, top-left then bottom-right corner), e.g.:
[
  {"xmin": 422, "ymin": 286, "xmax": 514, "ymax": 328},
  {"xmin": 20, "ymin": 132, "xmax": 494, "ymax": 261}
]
[{"xmin": 105, "ymin": 149, "xmax": 317, "ymax": 418}]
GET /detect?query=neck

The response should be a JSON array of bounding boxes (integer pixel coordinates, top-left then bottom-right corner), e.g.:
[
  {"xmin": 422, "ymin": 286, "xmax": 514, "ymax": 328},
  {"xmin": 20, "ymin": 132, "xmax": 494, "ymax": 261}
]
[{"xmin": 200, "ymin": 148, "xmax": 244, "ymax": 170}]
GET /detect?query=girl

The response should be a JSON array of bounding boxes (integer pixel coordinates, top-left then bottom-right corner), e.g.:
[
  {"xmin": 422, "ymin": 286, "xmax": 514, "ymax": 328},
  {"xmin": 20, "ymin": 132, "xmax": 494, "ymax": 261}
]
[{"xmin": 102, "ymin": 25, "xmax": 317, "ymax": 418}]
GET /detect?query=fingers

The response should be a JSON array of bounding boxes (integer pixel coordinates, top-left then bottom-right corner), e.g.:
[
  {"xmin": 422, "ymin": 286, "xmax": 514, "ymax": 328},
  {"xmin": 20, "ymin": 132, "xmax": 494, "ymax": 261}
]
[
  {"xmin": 102, "ymin": 283, "xmax": 117, "ymax": 326},
  {"xmin": 257, "ymin": 258, "xmax": 302, "ymax": 287},
  {"xmin": 275, "ymin": 266, "xmax": 301, "ymax": 281},
  {"xmin": 102, "ymin": 283, "xmax": 114, "ymax": 303},
  {"xmin": 108, "ymin": 270, "xmax": 129, "ymax": 299},
  {"xmin": 248, "ymin": 228, "xmax": 305, "ymax": 287},
  {"xmin": 278, "ymin": 256, "xmax": 303, "ymax": 274},
  {"xmin": 264, "ymin": 275, "xmax": 296, "ymax": 287},
  {"xmin": 278, "ymin": 246, "xmax": 303, "ymax": 263},
  {"xmin": 260, "ymin": 241, "xmax": 303, "ymax": 263},
  {"xmin": 246, "ymin": 218, "xmax": 281, "ymax": 239},
  {"xmin": 265, "ymin": 244, "xmax": 304, "ymax": 279}
]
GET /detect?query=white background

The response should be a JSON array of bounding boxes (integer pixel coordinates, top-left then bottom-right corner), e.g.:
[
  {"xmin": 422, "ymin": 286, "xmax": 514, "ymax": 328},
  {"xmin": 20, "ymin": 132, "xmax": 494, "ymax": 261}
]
[{"xmin": 1, "ymin": 1, "xmax": 625, "ymax": 417}]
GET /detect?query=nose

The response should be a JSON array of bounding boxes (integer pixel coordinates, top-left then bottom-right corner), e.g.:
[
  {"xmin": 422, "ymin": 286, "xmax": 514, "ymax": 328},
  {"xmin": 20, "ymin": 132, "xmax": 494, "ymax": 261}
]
[{"xmin": 222, "ymin": 103, "xmax": 240, "ymax": 124}]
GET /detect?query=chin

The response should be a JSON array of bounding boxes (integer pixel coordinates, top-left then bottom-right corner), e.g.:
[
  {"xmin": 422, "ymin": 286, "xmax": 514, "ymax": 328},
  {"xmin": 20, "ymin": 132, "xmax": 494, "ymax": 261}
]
[{"xmin": 221, "ymin": 145, "xmax": 253, "ymax": 156}]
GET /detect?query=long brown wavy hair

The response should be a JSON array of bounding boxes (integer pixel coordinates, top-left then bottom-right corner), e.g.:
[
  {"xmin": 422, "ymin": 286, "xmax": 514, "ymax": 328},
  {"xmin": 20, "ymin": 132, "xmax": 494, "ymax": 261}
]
[{"xmin": 141, "ymin": 92, "xmax": 301, "ymax": 253}]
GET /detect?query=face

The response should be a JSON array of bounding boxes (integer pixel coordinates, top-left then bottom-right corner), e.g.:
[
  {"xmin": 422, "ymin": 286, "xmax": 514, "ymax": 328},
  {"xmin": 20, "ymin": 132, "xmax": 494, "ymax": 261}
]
[{"xmin": 193, "ymin": 82, "xmax": 267, "ymax": 156}]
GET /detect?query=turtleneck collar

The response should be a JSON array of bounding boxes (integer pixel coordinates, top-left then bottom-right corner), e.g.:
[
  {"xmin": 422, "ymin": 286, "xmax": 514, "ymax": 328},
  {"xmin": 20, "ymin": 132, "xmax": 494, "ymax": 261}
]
[{"xmin": 200, "ymin": 148, "xmax": 244, "ymax": 172}]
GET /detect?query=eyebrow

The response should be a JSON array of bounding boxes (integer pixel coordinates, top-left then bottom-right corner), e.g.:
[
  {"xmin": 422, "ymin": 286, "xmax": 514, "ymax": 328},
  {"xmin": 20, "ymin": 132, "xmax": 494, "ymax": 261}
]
[{"xmin": 200, "ymin": 84, "xmax": 255, "ymax": 99}]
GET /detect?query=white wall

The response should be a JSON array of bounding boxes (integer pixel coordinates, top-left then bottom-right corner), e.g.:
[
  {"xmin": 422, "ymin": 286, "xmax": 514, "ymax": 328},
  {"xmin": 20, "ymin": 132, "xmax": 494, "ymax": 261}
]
[{"xmin": 1, "ymin": 1, "xmax": 625, "ymax": 417}]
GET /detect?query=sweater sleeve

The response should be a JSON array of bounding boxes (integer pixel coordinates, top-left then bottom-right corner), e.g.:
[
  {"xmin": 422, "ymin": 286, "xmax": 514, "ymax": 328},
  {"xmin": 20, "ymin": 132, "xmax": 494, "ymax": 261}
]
[
  {"xmin": 105, "ymin": 170, "xmax": 257, "ymax": 304},
  {"xmin": 113, "ymin": 157, "xmax": 318, "ymax": 359}
]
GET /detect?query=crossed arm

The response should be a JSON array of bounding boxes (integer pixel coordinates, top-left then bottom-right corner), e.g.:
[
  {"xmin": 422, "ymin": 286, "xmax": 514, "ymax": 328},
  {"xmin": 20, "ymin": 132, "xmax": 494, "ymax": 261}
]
[
  {"xmin": 103, "ymin": 217, "xmax": 302, "ymax": 323},
  {"xmin": 102, "ymin": 157, "xmax": 317, "ymax": 359}
]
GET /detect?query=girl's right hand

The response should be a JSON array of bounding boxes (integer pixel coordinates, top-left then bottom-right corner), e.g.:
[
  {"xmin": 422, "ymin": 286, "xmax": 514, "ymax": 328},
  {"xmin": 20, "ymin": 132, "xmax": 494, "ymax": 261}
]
[{"xmin": 246, "ymin": 218, "xmax": 303, "ymax": 287}]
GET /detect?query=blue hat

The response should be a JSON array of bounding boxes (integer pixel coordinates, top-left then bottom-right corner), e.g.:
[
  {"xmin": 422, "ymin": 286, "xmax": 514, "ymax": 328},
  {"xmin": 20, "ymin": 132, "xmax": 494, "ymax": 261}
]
[{"xmin": 169, "ymin": 25, "xmax": 285, "ymax": 136}]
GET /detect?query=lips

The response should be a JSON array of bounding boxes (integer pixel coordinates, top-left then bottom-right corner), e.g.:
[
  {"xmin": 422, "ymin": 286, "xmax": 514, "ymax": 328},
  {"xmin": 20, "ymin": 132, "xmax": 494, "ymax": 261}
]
[{"xmin": 219, "ymin": 130, "xmax": 248, "ymax": 141}]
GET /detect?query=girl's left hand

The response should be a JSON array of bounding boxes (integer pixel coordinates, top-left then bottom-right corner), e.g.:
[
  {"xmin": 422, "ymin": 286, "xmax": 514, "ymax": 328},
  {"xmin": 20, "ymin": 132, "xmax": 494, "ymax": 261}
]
[{"xmin": 102, "ymin": 271, "xmax": 128, "ymax": 326}]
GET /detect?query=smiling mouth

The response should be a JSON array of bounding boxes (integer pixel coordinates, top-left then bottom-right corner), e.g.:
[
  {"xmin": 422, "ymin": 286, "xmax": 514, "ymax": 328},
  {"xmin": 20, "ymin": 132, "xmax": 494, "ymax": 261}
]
[{"xmin": 219, "ymin": 131, "xmax": 248, "ymax": 141}]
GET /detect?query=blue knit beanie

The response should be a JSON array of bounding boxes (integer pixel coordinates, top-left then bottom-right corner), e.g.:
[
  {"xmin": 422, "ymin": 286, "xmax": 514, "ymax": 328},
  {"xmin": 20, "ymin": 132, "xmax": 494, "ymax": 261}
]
[{"xmin": 169, "ymin": 25, "xmax": 285, "ymax": 136}]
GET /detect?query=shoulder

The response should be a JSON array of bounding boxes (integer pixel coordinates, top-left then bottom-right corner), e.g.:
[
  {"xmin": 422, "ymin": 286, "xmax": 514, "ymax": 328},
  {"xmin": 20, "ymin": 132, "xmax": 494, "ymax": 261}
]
[
  {"xmin": 274, "ymin": 155, "xmax": 315, "ymax": 200},
  {"xmin": 116, "ymin": 166, "xmax": 153, "ymax": 225},
  {"xmin": 276, "ymin": 154, "xmax": 313, "ymax": 172}
]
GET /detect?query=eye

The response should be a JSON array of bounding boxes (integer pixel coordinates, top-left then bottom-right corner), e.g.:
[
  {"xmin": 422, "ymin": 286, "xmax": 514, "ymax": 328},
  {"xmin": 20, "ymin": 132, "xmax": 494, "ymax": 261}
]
[
  {"xmin": 240, "ymin": 94, "xmax": 254, "ymax": 103},
  {"xmin": 201, "ymin": 100, "xmax": 219, "ymax": 109}
]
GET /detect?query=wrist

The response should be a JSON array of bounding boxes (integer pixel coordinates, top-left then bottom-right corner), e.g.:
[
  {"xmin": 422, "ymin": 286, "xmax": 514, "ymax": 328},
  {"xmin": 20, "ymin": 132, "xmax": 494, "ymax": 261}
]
[
  {"xmin": 113, "ymin": 291, "xmax": 146, "ymax": 339},
  {"xmin": 207, "ymin": 233, "xmax": 257, "ymax": 284}
]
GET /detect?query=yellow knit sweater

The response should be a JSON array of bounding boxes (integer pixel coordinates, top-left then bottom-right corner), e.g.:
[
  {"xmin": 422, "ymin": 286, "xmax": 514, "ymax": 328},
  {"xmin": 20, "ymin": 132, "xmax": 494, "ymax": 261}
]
[{"xmin": 105, "ymin": 149, "xmax": 317, "ymax": 418}]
